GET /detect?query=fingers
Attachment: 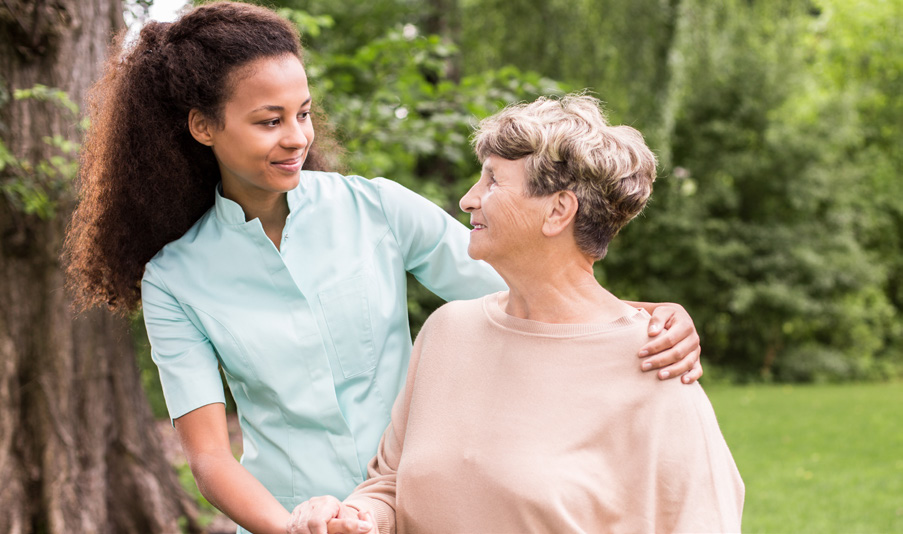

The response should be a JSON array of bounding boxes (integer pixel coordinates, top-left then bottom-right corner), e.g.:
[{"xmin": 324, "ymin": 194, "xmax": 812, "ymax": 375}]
[
  {"xmin": 336, "ymin": 504, "xmax": 360, "ymax": 520},
  {"xmin": 639, "ymin": 303, "xmax": 703, "ymax": 383},
  {"xmin": 325, "ymin": 518, "xmax": 372, "ymax": 534},
  {"xmin": 640, "ymin": 313, "xmax": 695, "ymax": 357},
  {"xmin": 682, "ymin": 358, "xmax": 704, "ymax": 384},
  {"xmin": 651, "ymin": 344, "xmax": 702, "ymax": 382},
  {"xmin": 288, "ymin": 496, "xmax": 342, "ymax": 534},
  {"xmin": 640, "ymin": 332, "xmax": 700, "ymax": 379},
  {"xmin": 645, "ymin": 303, "xmax": 679, "ymax": 337},
  {"xmin": 361, "ymin": 511, "xmax": 378, "ymax": 534},
  {"xmin": 326, "ymin": 511, "xmax": 375, "ymax": 534}
]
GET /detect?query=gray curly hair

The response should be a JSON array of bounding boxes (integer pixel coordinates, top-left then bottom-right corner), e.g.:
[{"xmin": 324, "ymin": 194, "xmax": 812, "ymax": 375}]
[{"xmin": 473, "ymin": 93, "xmax": 657, "ymax": 260}]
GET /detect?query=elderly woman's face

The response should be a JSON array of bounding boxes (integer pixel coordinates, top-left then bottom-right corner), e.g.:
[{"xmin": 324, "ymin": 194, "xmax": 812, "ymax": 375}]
[{"xmin": 459, "ymin": 156, "xmax": 549, "ymax": 265}]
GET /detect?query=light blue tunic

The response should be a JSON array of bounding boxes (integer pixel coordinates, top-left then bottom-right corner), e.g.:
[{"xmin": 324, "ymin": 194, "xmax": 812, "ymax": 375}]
[{"xmin": 141, "ymin": 171, "xmax": 505, "ymax": 516}]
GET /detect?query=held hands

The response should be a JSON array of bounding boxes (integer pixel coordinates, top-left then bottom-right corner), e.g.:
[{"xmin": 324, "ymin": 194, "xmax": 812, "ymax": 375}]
[
  {"xmin": 325, "ymin": 512, "xmax": 377, "ymax": 534},
  {"xmin": 638, "ymin": 303, "xmax": 703, "ymax": 384},
  {"xmin": 287, "ymin": 496, "xmax": 376, "ymax": 534}
]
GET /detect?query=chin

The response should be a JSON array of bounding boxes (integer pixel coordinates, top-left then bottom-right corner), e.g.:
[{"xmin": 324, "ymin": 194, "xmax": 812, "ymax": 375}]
[{"xmin": 268, "ymin": 175, "xmax": 302, "ymax": 193}]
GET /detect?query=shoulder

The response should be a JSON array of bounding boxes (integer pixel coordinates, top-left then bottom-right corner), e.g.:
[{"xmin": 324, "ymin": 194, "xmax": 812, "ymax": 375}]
[
  {"xmin": 143, "ymin": 207, "xmax": 217, "ymax": 281},
  {"xmin": 416, "ymin": 296, "xmax": 490, "ymax": 342},
  {"xmin": 368, "ymin": 176, "xmax": 439, "ymax": 211},
  {"xmin": 293, "ymin": 170, "xmax": 385, "ymax": 200},
  {"xmin": 408, "ymin": 297, "xmax": 489, "ymax": 375},
  {"xmin": 431, "ymin": 296, "xmax": 486, "ymax": 323},
  {"xmin": 291, "ymin": 171, "xmax": 409, "ymax": 219}
]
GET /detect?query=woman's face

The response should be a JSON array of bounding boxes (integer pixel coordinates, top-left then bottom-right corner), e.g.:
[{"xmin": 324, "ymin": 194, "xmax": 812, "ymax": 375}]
[
  {"xmin": 459, "ymin": 156, "xmax": 549, "ymax": 266},
  {"xmin": 204, "ymin": 54, "xmax": 314, "ymax": 203}
]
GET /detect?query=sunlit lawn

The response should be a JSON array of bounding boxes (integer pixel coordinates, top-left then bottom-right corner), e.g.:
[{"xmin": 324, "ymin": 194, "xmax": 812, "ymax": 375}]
[{"xmin": 706, "ymin": 382, "xmax": 903, "ymax": 533}]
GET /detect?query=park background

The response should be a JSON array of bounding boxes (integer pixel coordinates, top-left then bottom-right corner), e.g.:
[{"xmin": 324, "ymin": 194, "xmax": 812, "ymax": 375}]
[{"xmin": 0, "ymin": 0, "xmax": 901, "ymax": 532}]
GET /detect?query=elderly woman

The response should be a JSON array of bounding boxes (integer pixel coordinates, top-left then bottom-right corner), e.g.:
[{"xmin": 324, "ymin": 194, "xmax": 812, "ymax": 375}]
[{"xmin": 292, "ymin": 94, "xmax": 744, "ymax": 534}]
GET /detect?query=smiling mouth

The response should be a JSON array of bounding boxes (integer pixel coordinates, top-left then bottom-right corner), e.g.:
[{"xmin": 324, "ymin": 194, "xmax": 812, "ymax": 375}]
[
  {"xmin": 472, "ymin": 223, "xmax": 486, "ymax": 230},
  {"xmin": 271, "ymin": 156, "xmax": 304, "ymax": 172}
]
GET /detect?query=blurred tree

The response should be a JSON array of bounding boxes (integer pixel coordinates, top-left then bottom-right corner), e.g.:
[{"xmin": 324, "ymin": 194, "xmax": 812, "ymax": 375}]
[
  {"xmin": 457, "ymin": 0, "xmax": 681, "ymax": 149},
  {"xmin": 811, "ymin": 0, "xmax": 903, "ymax": 325},
  {"xmin": 605, "ymin": 0, "xmax": 898, "ymax": 381},
  {"xmin": 0, "ymin": 1, "xmax": 199, "ymax": 531}
]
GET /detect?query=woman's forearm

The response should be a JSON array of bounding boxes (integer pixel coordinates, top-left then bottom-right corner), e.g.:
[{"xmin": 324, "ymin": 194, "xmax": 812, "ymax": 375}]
[{"xmin": 191, "ymin": 449, "xmax": 291, "ymax": 534}]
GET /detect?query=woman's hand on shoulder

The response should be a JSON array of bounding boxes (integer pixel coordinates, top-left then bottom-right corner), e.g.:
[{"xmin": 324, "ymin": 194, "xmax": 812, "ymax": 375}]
[
  {"xmin": 635, "ymin": 302, "xmax": 703, "ymax": 384},
  {"xmin": 287, "ymin": 497, "xmax": 373, "ymax": 534}
]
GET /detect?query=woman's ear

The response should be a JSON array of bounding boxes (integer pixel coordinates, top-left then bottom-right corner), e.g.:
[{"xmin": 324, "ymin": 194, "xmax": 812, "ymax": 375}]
[
  {"xmin": 542, "ymin": 190, "xmax": 579, "ymax": 237},
  {"xmin": 188, "ymin": 109, "xmax": 215, "ymax": 146}
]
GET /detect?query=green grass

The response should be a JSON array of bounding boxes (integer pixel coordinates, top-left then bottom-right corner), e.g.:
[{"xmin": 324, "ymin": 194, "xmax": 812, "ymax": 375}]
[{"xmin": 705, "ymin": 382, "xmax": 903, "ymax": 533}]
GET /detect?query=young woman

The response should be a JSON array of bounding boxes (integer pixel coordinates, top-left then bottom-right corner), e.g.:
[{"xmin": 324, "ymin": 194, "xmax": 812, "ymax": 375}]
[{"xmin": 64, "ymin": 3, "xmax": 703, "ymax": 533}]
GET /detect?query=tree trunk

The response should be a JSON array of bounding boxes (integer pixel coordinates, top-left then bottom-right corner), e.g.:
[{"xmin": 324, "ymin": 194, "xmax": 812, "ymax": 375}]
[{"xmin": 0, "ymin": 1, "xmax": 199, "ymax": 532}]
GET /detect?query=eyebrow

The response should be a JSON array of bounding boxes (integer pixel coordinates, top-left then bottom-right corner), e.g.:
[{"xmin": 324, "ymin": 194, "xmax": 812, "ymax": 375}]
[{"xmin": 250, "ymin": 97, "xmax": 312, "ymax": 114}]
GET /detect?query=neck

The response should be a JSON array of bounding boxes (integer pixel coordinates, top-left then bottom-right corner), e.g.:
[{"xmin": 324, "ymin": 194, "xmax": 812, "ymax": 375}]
[
  {"xmin": 494, "ymin": 249, "xmax": 633, "ymax": 324},
  {"xmin": 222, "ymin": 184, "xmax": 290, "ymax": 247},
  {"xmin": 241, "ymin": 194, "xmax": 290, "ymax": 228}
]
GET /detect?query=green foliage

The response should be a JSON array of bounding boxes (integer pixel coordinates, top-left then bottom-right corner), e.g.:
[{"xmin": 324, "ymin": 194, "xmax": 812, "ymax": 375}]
[
  {"xmin": 601, "ymin": 0, "xmax": 901, "ymax": 380},
  {"xmin": 263, "ymin": 0, "xmax": 426, "ymax": 55},
  {"xmin": 0, "ymin": 84, "xmax": 84, "ymax": 219},
  {"xmin": 708, "ymin": 382, "xmax": 903, "ymax": 532},
  {"xmin": 456, "ymin": 0, "xmax": 690, "ymax": 155},
  {"xmin": 306, "ymin": 26, "xmax": 564, "ymax": 209},
  {"xmin": 809, "ymin": 0, "xmax": 903, "ymax": 319},
  {"xmin": 13, "ymin": 84, "xmax": 80, "ymax": 115},
  {"xmin": 274, "ymin": 8, "xmax": 334, "ymax": 38}
]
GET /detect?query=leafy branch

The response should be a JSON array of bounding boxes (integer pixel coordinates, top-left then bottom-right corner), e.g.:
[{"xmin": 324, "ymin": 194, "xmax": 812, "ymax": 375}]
[{"xmin": 1, "ymin": 84, "xmax": 84, "ymax": 219}]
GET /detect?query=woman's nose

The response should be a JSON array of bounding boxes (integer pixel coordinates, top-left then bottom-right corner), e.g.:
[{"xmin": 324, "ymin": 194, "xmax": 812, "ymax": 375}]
[
  {"xmin": 282, "ymin": 119, "xmax": 309, "ymax": 149},
  {"xmin": 459, "ymin": 183, "xmax": 480, "ymax": 213}
]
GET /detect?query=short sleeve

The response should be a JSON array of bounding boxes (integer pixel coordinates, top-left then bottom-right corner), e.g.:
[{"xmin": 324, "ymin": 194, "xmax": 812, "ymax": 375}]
[
  {"xmin": 141, "ymin": 264, "xmax": 226, "ymax": 421},
  {"xmin": 373, "ymin": 177, "xmax": 506, "ymax": 301}
]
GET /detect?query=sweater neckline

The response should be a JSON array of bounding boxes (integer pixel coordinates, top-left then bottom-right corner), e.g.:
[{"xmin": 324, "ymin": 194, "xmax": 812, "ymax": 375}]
[{"xmin": 482, "ymin": 291, "xmax": 650, "ymax": 337}]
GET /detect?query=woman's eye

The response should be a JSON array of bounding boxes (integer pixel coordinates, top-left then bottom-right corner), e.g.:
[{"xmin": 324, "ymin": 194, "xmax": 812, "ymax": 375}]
[
  {"xmin": 261, "ymin": 118, "xmax": 280, "ymax": 127},
  {"xmin": 298, "ymin": 111, "xmax": 311, "ymax": 121}
]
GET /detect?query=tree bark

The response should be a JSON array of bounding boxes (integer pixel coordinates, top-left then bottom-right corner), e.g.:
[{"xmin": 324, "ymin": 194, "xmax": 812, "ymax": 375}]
[{"xmin": 0, "ymin": 1, "xmax": 199, "ymax": 532}]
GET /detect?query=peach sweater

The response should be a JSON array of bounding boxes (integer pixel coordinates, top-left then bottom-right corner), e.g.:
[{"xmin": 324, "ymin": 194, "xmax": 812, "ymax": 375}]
[{"xmin": 344, "ymin": 293, "xmax": 744, "ymax": 533}]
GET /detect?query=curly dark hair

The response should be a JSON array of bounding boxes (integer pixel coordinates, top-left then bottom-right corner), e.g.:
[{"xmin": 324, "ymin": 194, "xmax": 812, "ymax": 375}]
[{"xmin": 64, "ymin": 1, "xmax": 343, "ymax": 313}]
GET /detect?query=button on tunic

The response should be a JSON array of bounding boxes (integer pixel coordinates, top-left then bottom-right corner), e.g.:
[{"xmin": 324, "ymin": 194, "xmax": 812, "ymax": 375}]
[{"xmin": 141, "ymin": 171, "xmax": 505, "ymax": 516}]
